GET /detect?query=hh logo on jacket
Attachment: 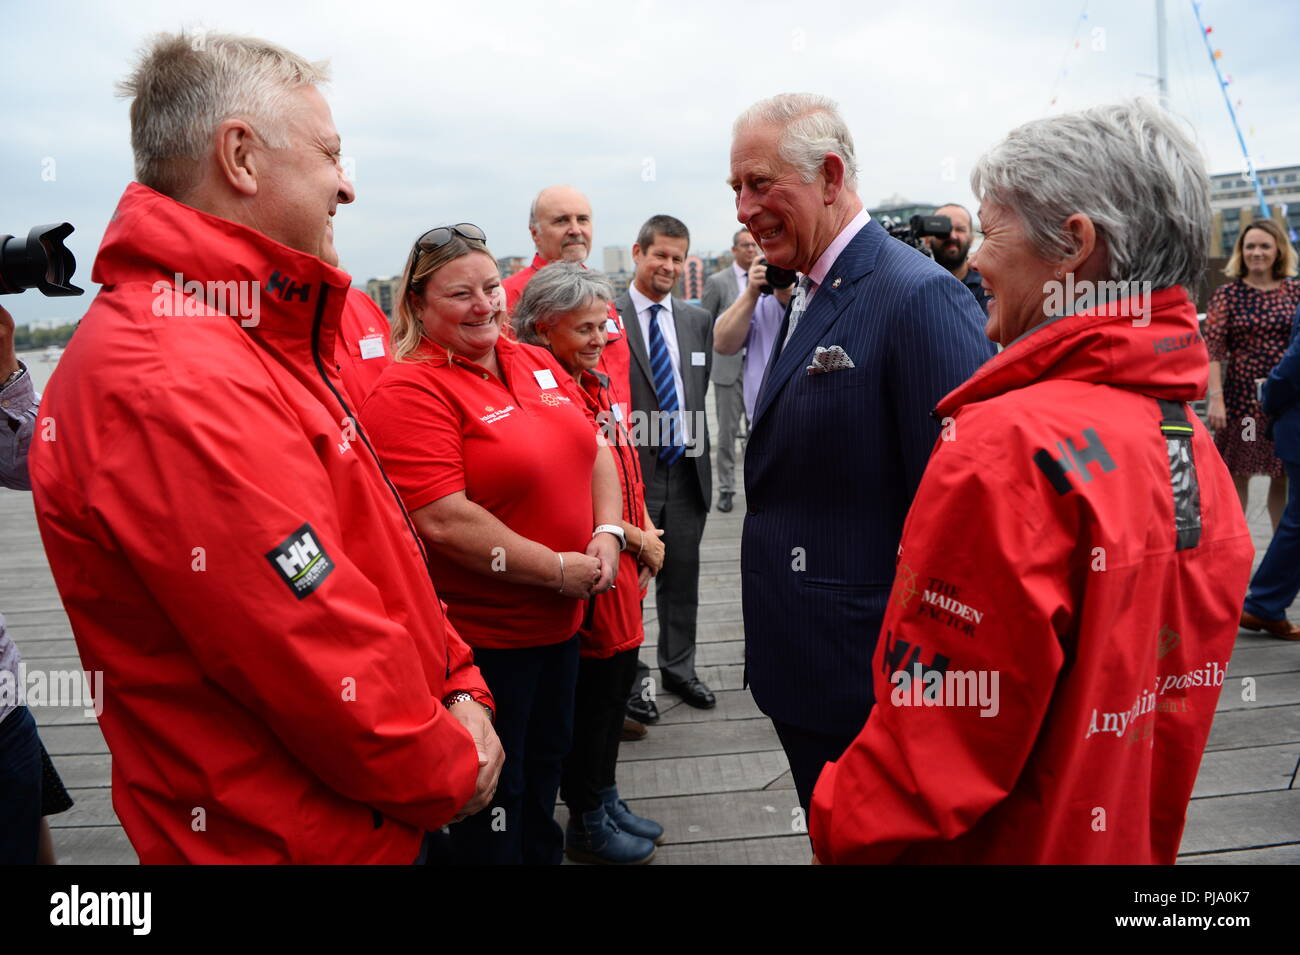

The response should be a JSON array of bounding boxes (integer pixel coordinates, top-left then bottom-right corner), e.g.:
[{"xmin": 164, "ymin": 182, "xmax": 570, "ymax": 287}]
[
  {"xmin": 266, "ymin": 523, "xmax": 335, "ymax": 599},
  {"xmin": 1033, "ymin": 428, "xmax": 1117, "ymax": 495}
]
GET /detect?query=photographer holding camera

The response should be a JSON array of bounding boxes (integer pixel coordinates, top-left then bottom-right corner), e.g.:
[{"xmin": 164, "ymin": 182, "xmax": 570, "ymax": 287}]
[
  {"xmin": 0, "ymin": 302, "xmax": 72, "ymax": 864},
  {"xmin": 711, "ymin": 244, "xmax": 796, "ymax": 427},
  {"xmin": 924, "ymin": 203, "xmax": 989, "ymax": 314}
]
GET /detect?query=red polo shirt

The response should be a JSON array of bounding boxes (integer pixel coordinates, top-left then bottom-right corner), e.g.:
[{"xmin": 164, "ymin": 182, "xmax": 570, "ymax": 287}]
[
  {"xmin": 334, "ymin": 288, "xmax": 393, "ymax": 408},
  {"xmin": 360, "ymin": 336, "xmax": 598, "ymax": 649},
  {"xmin": 503, "ymin": 253, "xmax": 632, "ymax": 417}
]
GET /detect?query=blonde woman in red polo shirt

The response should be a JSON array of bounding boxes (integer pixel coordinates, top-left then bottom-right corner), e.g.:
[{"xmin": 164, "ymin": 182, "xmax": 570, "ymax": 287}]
[
  {"xmin": 514, "ymin": 263, "xmax": 667, "ymax": 865},
  {"xmin": 361, "ymin": 225, "xmax": 624, "ymax": 866}
]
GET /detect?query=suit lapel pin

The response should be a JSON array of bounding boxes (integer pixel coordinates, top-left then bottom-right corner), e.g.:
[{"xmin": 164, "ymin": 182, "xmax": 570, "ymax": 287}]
[{"xmin": 831, "ymin": 277, "xmax": 842, "ymax": 289}]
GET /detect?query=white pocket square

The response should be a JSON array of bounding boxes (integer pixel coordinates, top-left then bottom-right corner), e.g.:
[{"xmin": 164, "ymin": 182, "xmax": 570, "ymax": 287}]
[{"xmin": 806, "ymin": 345, "xmax": 855, "ymax": 375}]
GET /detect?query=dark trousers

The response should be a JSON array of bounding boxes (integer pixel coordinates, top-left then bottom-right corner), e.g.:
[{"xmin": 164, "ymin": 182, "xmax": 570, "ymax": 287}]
[
  {"xmin": 771, "ymin": 719, "xmax": 861, "ymax": 817},
  {"xmin": 635, "ymin": 459, "xmax": 707, "ymax": 694},
  {"xmin": 443, "ymin": 635, "xmax": 580, "ymax": 865},
  {"xmin": 0, "ymin": 707, "xmax": 42, "ymax": 864},
  {"xmin": 1245, "ymin": 458, "xmax": 1300, "ymax": 620},
  {"xmin": 561, "ymin": 648, "xmax": 640, "ymax": 814}
]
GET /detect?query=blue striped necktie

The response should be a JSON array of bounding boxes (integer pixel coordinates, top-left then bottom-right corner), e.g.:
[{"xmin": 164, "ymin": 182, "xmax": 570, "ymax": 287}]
[{"xmin": 647, "ymin": 303, "xmax": 685, "ymax": 467}]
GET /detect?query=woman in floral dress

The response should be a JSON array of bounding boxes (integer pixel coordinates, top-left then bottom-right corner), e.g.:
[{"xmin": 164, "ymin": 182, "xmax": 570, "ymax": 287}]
[{"xmin": 1206, "ymin": 218, "xmax": 1300, "ymax": 530}]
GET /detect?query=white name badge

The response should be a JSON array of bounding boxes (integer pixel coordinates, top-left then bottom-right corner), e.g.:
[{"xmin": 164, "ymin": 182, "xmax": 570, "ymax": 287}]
[
  {"xmin": 612, "ymin": 402, "xmax": 625, "ymax": 422},
  {"xmin": 534, "ymin": 368, "xmax": 558, "ymax": 390},
  {"xmin": 359, "ymin": 335, "xmax": 385, "ymax": 360},
  {"xmin": 691, "ymin": 351, "xmax": 706, "ymax": 366},
  {"xmin": 605, "ymin": 318, "xmax": 620, "ymax": 335}
]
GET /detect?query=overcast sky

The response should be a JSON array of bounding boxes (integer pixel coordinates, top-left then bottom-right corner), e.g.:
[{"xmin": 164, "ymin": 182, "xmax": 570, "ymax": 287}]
[{"xmin": 3, "ymin": 0, "xmax": 1297, "ymax": 324}]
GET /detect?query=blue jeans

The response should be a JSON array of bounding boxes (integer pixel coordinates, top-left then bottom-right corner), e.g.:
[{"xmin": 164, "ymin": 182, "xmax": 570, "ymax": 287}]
[
  {"xmin": 0, "ymin": 706, "xmax": 43, "ymax": 864},
  {"xmin": 440, "ymin": 635, "xmax": 580, "ymax": 865},
  {"xmin": 1244, "ymin": 459, "xmax": 1300, "ymax": 621}
]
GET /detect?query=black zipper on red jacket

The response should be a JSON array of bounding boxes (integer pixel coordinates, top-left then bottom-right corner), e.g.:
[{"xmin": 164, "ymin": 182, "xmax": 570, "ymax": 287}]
[{"xmin": 309, "ymin": 285, "xmax": 452, "ymax": 679}]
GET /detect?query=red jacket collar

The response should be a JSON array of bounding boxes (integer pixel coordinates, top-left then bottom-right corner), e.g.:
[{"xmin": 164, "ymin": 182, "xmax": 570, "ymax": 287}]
[
  {"xmin": 94, "ymin": 183, "xmax": 353, "ymax": 346},
  {"xmin": 937, "ymin": 285, "xmax": 1206, "ymax": 417}
]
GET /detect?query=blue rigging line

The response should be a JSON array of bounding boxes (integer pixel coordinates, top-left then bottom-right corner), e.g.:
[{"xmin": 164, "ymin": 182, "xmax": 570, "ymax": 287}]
[{"xmin": 1190, "ymin": 0, "xmax": 1270, "ymax": 218}]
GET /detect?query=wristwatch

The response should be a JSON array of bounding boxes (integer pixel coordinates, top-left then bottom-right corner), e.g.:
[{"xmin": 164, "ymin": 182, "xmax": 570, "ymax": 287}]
[
  {"xmin": 442, "ymin": 691, "xmax": 495, "ymax": 722},
  {"xmin": 592, "ymin": 523, "xmax": 626, "ymax": 551}
]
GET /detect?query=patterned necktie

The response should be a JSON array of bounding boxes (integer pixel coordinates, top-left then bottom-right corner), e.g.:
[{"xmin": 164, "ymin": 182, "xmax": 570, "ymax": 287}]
[
  {"xmin": 647, "ymin": 303, "xmax": 685, "ymax": 467},
  {"xmin": 782, "ymin": 275, "xmax": 814, "ymax": 348}
]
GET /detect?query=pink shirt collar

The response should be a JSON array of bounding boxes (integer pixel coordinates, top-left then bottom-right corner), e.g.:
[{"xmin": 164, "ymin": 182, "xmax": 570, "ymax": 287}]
[{"xmin": 806, "ymin": 207, "xmax": 871, "ymax": 299}]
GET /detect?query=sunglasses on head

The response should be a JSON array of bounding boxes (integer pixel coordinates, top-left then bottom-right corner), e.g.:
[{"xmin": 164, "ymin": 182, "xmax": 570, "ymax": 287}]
[
  {"xmin": 415, "ymin": 222, "xmax": 487, "ymax": 251},
  {"xmin": 406, "ymin": 223, "xmax": 488, "ymax": 287}
]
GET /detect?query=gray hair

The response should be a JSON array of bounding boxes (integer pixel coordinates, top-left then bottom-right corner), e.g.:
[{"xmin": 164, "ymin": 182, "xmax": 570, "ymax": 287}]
[
  {"xmin": 117, "ymin": 31, "xmax": 330, "ymax": 198},
  {"xmin": 971, "ymin": 99, "xmax": 1210, "ymax": 290},
  {"xmin": 512, "ymin": 263, "xmax": 615, "ymax": 345},
  {"xmin": 733, "ymin": 93, "xmax": 859, "ymax": 192}
]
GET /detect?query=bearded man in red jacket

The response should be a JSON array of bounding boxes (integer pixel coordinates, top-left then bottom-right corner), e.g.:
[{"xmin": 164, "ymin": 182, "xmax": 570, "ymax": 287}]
[
  {"xmin": 29, "ymin": 31, "xmax": 502, "ymax": 863},
  {"xmin": 810, "ymin": 100, "xmax": 1255, "ymax": 864}
]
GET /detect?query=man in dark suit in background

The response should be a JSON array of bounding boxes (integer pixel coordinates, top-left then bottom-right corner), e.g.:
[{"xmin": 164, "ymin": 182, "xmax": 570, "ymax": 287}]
[
  {"xmin": 701, "ymin": 229, "xmax": 761, "ymax": 513},
  {"xmin": 1243, "ymin": 304, "xmax": 1300, "ymax": 639},
  {"xmin": 617, "ymin": 215, "xmax": 717, "ymax": 716},
  {"xmin": 729, "ymin": 93, "xmax": 995, "ymax": 811}
]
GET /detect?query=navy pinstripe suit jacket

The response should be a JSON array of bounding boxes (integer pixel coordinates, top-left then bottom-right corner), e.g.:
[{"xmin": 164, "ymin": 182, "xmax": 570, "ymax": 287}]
[{"xmin": 741, "ymin": 218, "xmax": 996, "ymax": 737}]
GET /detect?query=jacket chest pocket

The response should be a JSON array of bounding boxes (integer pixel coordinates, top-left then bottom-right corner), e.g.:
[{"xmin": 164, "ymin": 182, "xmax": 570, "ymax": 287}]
[{"xmin": 793, "ymin": 365, "xmax": 868, "ymax": 397}]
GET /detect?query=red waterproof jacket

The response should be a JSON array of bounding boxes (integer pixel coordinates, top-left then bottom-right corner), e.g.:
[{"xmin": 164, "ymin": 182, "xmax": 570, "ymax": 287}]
[
  {"xmin": 30, "ymin": 184, "xmax": 492, "ymax": 864},
  {"xmin": 810, "ymin": 287, "xmax": 1254, "ymax": 864},
  {"xmin": 576, "ymin": 369, "xmax": 647, "ymax": 659}
]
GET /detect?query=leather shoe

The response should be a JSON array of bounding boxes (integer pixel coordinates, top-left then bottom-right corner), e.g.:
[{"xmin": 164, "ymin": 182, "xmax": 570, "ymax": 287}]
[
  {"xmin": 664, "ymin": 676, "xmax": 716, "ymax": 709},
  {"xmin": 718, "ymin": 491, "xmax": 734, "ymax": 513},
  {"xmin": 599, "ymin": 785, "xmax": 665, "ymax": 845},
  {"xmin": 1241, "ymin": 610, "xmax": 1300, "ymax": 640},
  {"xmin": 565, "ymin": 805, "xmax": 656, "ymax": 865},
  {"xmin": 621, "ymin": 717, "xmax": 648, "ymax": 741},
  {"xmin": 626, "ymin": 696, "xmax": 659, "ymax": 724}
]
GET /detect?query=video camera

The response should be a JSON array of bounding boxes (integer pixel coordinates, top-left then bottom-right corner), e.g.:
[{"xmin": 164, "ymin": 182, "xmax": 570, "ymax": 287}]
[
  {"xmin": 757, "ymin": 258, "xmax": 798, "ymax": 296},
  {"xmin": 0, "ymin": 223, "xmax": 84, "ymax": 297},
  {"xmin": 879, "ymin": 214, "xmax": 952, "ymax": 258}
]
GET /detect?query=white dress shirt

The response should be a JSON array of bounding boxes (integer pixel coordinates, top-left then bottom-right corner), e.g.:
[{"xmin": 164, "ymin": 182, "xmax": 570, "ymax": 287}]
[
  {"xmin": 732, "ymin": 261, "xmax": 748, "ymax": 295},
  {"xmin": 629, "ymin": 282, "xmax": 692, "ymax": 443}
]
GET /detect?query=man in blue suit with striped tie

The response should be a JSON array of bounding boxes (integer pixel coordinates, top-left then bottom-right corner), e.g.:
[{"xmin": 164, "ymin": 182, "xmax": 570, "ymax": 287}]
[
  {"xmin": 729, "ymin": 93, "xmax": 995, "ymax": 812},
  {"xmin": 616, "ymin": 215, "xmax": 717, "ymax": 716}
]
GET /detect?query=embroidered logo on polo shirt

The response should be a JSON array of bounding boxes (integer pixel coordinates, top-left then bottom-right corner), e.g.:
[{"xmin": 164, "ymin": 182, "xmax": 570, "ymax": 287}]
[
  {"xmin": 539, "ymin": 392, "xmax": 568, "ymax": 407},
  {"xmin": 480, "ymin": 404, "xmax": 516, "ymax": 424},
  {"xmin": 266, "ymin": 523, "xmax": 335, "ymax": 599}
]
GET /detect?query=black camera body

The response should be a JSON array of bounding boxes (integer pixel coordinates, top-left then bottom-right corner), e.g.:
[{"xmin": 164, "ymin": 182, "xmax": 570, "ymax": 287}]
[
  {"xmin": 758, "ymin": 258, "xmax": 798, "ymax": 296},
  {"xmin": 0, "ymin": 223, "xmax": 84, "ymax": 297},
  {"xmin": 879, "ymin": 214, "xmax": 952, "ymax": 258}
]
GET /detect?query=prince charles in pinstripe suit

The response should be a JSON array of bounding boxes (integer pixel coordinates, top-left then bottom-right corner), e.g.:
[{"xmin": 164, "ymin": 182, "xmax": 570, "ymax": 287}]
[{"xmin": 729, "ymin": 94, "xmax": 995, "ymax": 813}]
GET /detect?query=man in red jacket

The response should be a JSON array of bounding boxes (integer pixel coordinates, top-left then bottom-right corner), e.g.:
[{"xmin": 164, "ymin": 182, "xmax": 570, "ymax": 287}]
[
  {"xmin": 29, "ymin": 31, "xmax": 501, "ymax": 864},
  {"xmin": 502, "ymin": 185, "xmax": 633, "ymax": 409},
  {"xmin": 810, "ymin": 101, "xmax": 1255, "ymax": 864}
]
